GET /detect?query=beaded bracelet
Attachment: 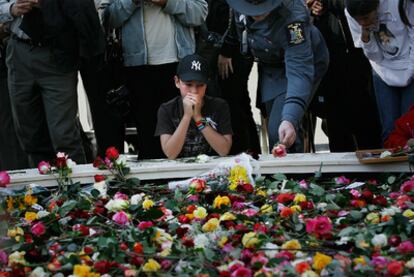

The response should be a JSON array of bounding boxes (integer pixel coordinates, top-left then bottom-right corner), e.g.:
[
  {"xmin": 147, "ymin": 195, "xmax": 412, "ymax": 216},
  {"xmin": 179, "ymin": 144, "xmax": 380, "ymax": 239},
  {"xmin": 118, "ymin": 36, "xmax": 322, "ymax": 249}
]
[{"xmin": 196, "ymin": 118, "xmax": 206, "ymax": 131}]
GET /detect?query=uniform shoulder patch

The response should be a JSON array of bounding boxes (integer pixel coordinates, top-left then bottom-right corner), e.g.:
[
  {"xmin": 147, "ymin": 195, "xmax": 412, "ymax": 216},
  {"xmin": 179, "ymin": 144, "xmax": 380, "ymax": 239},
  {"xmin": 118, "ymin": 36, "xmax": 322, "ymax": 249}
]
[{"xmin": 286, "ymin": 22, "xmax": 305, "ymax": 46}]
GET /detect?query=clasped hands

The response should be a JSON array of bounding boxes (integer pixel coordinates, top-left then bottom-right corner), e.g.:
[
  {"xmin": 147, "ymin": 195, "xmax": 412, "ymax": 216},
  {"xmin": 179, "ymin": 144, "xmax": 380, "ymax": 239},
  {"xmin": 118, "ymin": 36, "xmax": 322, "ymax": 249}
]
[{"xmin": 183, "ymin": 93, "xmax": 203, "ymax": 121}]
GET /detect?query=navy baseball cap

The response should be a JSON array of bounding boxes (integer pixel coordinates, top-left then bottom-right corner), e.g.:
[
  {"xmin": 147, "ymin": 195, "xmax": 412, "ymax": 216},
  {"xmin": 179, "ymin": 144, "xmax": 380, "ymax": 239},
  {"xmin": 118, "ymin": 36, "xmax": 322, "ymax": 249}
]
[
  {"xmin": 226, "ymin": 0, "xmax": 282, "ymax": 16},
  {"xmin": 176, "ymin": 54, "xmax": 209, "ymax": 83}
]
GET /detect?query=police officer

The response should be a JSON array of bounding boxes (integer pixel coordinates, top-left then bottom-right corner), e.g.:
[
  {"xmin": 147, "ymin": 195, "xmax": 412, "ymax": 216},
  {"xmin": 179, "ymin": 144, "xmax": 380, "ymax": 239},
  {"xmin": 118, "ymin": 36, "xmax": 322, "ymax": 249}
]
[{"xmin": 224, "ymin": 0, "xmax": 329, "ymax": 152}]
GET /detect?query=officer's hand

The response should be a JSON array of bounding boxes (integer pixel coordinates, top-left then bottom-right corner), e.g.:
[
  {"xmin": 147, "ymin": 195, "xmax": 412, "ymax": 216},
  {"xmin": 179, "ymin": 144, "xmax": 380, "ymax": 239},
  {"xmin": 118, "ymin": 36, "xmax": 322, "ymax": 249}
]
[
  {"xmin": 11, "ymin": 0, "xmax": 38, "ymax": 17},
  {"xmin": 218, "ymin": 55, "xmax": 233, "ymax": 80},
  {"xmin": 311, "ymin": 0, "xmax": 324, "ymax": 16},
  {"xmin": 278, "ymin": 120, "xmax": 296, "ymax": 148}
]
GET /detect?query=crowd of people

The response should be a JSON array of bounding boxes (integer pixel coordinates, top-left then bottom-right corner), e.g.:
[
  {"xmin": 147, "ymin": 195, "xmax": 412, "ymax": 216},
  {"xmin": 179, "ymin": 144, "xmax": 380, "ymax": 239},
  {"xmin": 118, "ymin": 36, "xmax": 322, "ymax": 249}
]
[{"xmin": 0, "ymin": 0, "xmax": 413, "ymax": 171}]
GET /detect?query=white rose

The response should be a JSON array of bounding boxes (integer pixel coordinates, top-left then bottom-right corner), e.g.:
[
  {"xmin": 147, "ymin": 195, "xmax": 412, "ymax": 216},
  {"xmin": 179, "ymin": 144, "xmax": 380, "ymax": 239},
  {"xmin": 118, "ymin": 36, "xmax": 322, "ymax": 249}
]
[
  {"xmin": 194, "ymin": 234, "xmax": 209, "ymax": 249},
  {"xmin": 37, "ymin": 210, "xmax": 50, "ymax": 219},
  {"xmin": 29, "ymin": 267, "xmax": 50, "ymax": 277},
  {"xmin": 406, "ymin": 257, "xmax": 414, "ymax": 269},
  {"xmin": 371, "ymin": 234, "xmax": 387, "ymax": 248},
  {"xmin": 317, "ymin": 202, "xmax": 328, "ymax": 210},
  {"xmin": 93, "ymin": 181, "xmax": 107, "ymax": 197},
  {"xmin": 66, "ymin": 158, "xmax": 76, "ymax": 169},
  {"xmin": 263, "ymin": 242, "xmax": 279, "ymax": 258},
  {"xmin": 196, "ymin": 154, "xmax": 210, "ymax": 163},
  {"xmin": 130, "ymin": 193, "xmax": 145, "ymax": 205},
  {"xmin": 104, "ymin": 199, "xmax": 128, "ymax": 212},
  {"xmin": 116, "ymin": 155, "xmax": 127, "ymax": 165}
]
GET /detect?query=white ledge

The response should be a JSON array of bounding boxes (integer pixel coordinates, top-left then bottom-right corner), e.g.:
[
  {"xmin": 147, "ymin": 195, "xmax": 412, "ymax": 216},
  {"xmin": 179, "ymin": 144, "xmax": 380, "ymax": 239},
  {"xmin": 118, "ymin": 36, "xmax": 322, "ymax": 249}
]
[{"xmin": 6, "ymin": 152, "xmax": 411, "ymax": 189}]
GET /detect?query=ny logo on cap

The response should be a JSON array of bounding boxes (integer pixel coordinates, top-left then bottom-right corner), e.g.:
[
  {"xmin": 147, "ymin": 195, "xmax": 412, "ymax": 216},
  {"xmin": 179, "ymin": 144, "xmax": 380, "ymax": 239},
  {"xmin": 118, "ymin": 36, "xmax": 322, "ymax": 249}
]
[{"xmin": 191, "ymin": 60, "xmax": 201, "ymax": 71}]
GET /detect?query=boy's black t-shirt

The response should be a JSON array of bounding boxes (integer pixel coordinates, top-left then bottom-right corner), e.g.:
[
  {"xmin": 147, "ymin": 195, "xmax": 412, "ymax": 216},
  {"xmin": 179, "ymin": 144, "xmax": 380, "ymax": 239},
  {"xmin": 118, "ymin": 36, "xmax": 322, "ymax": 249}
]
[{"xmin": 155, "ymin": 95, "xmax": 233, "ymax": 158}]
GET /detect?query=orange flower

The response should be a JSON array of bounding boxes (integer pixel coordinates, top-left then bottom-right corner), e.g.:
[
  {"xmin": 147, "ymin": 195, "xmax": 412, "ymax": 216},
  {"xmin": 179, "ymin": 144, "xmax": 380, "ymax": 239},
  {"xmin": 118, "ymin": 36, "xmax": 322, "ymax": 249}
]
[
  {"xmin": 295, "ymin": 261, "xmax": 311, "ymax": 273},
  {"xmin": 280, "ymin": 207, "xmax": 293, "ymax": 217}
]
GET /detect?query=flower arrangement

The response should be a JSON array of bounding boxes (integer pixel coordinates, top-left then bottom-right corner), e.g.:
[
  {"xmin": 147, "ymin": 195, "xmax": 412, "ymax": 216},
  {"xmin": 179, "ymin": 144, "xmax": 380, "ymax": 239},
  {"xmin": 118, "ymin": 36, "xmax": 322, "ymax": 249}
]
[{"xmin": 0, "ymin": 148, "xmax": 413, "ymax": 276}]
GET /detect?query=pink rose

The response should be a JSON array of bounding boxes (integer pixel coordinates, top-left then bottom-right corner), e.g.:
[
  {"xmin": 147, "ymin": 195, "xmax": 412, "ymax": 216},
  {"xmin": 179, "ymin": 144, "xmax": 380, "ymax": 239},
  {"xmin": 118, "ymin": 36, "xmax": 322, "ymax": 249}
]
[
  {"xmin": 272, "ymin": 144, "xmax": 287, "ymax": 158},
  {"xmin": 401, "ymin": 179, "xmax": 414, "ymax": 193},
  {"xmin": 112, "ymin": 211, "xmax": 129, "ymax": 225},
  {"xmin": 241, "ymin": 208, "xmax": 258, "ymax": 217},
  {"xmin": 397, "ymin": 240, "xmax": 414, "ymax": 254},
  {"xmin": 31, "ymin": 222, "xmax": 46, "ymax": 237},
  {"xmin": 231, "ymin": 266, "xmax": 252, "ymax": 277},
  {"xmin": 114, "ymin": 192, "xmax": 129, "ymax": 200},
  {"xmin": 0, "ymin": 171, "xmax": 10, "ymax": 187},
  {"xmin": 335, "ymin": 176, "xmax": 350, "ymax": 185},
  {"xmin": 299, "ymin": 179, "xmax": 308, "ymax": 189},
  {"xmin": 137, "ymin": 221, "xmax": 153, "ymax": 230},
  {"xmin": 306, "ymin": 216, "xmax": 332, "ymax": 236},
  {"xmin": 37, "ymin": 161, "xmax": 51, "ymax": 175}
]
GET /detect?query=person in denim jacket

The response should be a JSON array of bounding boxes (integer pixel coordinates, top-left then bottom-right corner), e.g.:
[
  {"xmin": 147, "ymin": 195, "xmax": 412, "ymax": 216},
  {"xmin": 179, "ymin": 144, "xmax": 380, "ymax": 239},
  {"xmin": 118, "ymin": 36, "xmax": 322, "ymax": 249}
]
[{"xmin": 102, "ymin": 0, "xmax": 207, "ymax": 159}]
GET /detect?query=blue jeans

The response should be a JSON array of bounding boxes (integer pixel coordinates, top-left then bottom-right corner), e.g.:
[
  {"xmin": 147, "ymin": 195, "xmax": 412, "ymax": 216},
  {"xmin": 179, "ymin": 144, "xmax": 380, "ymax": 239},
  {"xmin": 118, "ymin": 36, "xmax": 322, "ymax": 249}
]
[{"xmin": 372, "ymin": 72, "xmax": 414, "ymax": 142}]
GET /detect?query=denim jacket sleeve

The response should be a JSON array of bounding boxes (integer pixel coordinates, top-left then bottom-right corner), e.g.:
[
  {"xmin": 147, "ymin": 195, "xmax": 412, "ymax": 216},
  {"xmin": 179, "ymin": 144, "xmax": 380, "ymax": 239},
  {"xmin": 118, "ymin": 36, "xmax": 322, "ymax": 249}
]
[
  {"xmin": 105, "ymin": 0, "xmax": 140, "ymax": 29},
  {"xmin": 0, "ymin": 0, "xmax": 15, "ymax": 24},
  {"xmin": 163, "ymin": 0, "xmax": 207, "ymax": 27}
]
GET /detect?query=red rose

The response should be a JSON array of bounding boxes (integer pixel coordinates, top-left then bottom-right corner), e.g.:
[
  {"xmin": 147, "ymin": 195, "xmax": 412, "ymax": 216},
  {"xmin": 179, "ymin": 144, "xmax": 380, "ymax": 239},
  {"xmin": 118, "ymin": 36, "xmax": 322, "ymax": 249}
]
[
  {"xmin": 105, "ymin": 147, "xmax": 120, "ymax": 160},
  {"xmin": 280, "ymin": 207, "xmax": 293, "ymax": 218},
  {"xmin": 94, "ymin": 260, "xmax": 112, "ymax": 274},
  {"xmin": 238, "ymin": 183, "xmax": 254, "ymax": 193},
  {"xmin": 93, "ymin": 156, "xmax": 105, "ymax": 168},
  {"xmin": 177, "ymin": 215, "xmax": 190, "ymax": 224},
  {"xmin": 72, "ymin": 224, "xmax": 90, "ymax": 236},
  {"xmin": 130, "ymin": 256, "xmax": 144, "ymax": 266},
  {"xmin": 186, "ymin": 205, "xmax": 197, "ymax": 214},
  {"xmin": 182, "ymin": 238, "xmax": 195, "ymax": 248},
  {"xmin": 119, "ymin": 242, "xmax": 128, "ymax": 251},
  {"xmin": 137, "ymin": 221, "xmax": 153, "ymax": 231},
  {"xmin": 361, "ymin": 190, "xmax": 374, "ymax": 201},
  {"xmin": 306, "ymin": 216, "xmax": 332, "ymax": 237},
  {"xmin": 253, "ymin": 223, "xmax": 267, "ymax": 234},
  {"xmin": 176, "ymin": 227, "xmax": 189, "ymax": 238},
  {"xmin": 83, "ymin": 246, "xmax": 94, "ymax": 255},
  {"xmin": 55, "ymin": 157, "xmax": 67, "ymax": 169},
  {"xmin": 388, "ymin": 235, "xmax": 401, "ymax": 247},
  {"xmin": 276, "ymin": 193, "xmax": 294, "ymax": 204},
  {"xmin": 387, "ymin": 261, "xmax": 404, "ymax": 276},
  {"xmin": 189, "ymin": 179, "xmax": 206, "ymax": 193},
  {"xmin": 373, "ymin": 195, "xmax": 387, "ymax": 206},
  {"xmin": 272, "ymin": 144, "xmax": 287, "ymax": 158},
  {"xmin": 94, "ymin": 174, "xmax": 106, "ymax": 182},
  {"xmin": 31, "ymin": 222, "xmax": 46, "ymax": 237},
  {"xmin": 133, "ymin": 242, "xmax": 143, "ymax": 254}
]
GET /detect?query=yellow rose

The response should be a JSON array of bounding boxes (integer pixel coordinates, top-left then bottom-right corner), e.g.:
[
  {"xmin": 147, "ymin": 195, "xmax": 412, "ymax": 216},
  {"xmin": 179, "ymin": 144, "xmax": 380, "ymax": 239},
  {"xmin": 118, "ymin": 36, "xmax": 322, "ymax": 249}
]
[
  {"xmin": 260, "ymin": 204, "xmax": 273, "ymax": 214},
  {"xmin": 403, "ymin": 209, "xmax": 414, "ymax": 218},
  {"xmin": 6, "ymin": 197, "xmax": 14, "ymax": 212},
  {"xmin": 213, "ymin": 195, "xmax": 231, "ymax": 209},
  {"xmin": 242, "ymin": 232, "xmax": 260, "ymax": 248},
  {"xmin": 142, "ymin": 198, "xmax": 154, "ymax": 210},
  {"xmin": 186, "ymin": 213, "xmax": 195, "ymax": 220},
  {"xmin": 143, "ymin": 259, "xmax": 161, "ymax": 272},
  {"xmin": 8, "ymin": 251, "xmax": 27, "ymax": 266},
  {"xmin": 290, "ymin": 205, "xmax": 302, "ymax": 213},
  {"xmin": 365, "ymin": 212, "xmax": 380, "ymax": 224},
  {"xmin": 7, "ymin": 227, "xmax": 24, "ymax": 242},
  {"xmin": 312, "ymin": 252, "xmax": 332, "ymax": 271},
  {"xmin": 228, "ymin": 165, "xmax": 249, "ymax": 190},
  {"xmin": 218, "ymin": 236, "xmax": 228, "ymax": 248},
  {"xmin": 220, "ymin": 212, "xmax": 236, "ymax": 221},
  {"xmin": 202, "ymin": 218, "xmax": 220, "ymax": 232},
  {"xmin": 294, "ymin": 193, "xmax": 307, "ymax": 203},
  {"xmin": 193, "ymin": 207, "xmax": 207, "ymax": 219},
  {"xmin": 24, "ymin": 194, "xmax": 37, "ymax": 206},
  {"xmin": 25, "ymin": 211, "xmax": 37, "ymax": 221},
  {"xmin": 300, "ymin": 270, "xmax": 319, "ymax": 277},
  {"xmin": 282, "ymin": 239, "xmax": 301, "ymax": 252},
  {"xmin": 256, "ymin": 190, "xmax": 267, "ymax": 197},
  {"xmin": 73, "ymin": 264, "xmax": 100, "ymax": 277},
  {"xmin": 159, "ymin": 247, "xmax": 171, "ymax": 257},
  {"xmin": 353, "ymin": 256, "xmax": 367, "ymax": 266}
]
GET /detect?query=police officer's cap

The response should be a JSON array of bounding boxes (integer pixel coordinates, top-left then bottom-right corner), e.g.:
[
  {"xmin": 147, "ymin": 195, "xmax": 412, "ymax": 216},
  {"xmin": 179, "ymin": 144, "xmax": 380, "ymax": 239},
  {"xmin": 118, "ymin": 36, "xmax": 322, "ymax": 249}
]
[{"xmin": 226, "ymin": 0, "xmax": 282, "ymax": 16}]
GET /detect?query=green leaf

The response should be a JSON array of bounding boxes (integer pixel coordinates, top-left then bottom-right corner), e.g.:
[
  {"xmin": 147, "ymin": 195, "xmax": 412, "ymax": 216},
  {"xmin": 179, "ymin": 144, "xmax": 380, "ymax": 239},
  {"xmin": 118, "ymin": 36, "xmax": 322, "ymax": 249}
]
[
  {"xmin": 309, "ymin": 183, "xmax": 325, "ymax": 196},
  {"xmin": 59, "ymin": 200, "xmax": 77, "ymax": 217},
  {"xmin": 90, "ymin": 189, "xmax": 100, "ymax": 198},
  {"xmin": 121, "ymin": 167, "xmax": 130, "ymax": 176},
  {"xmin": 140, "ymin": 208, "xmax": 164, "ymax": 221},
  {"xmin": 272, "ymin": 173, "xmax": 287, "ymax": 181},
  {"xmin": 350, "ymin": 210, "xmax": 363, "ymax": 220},
  {"xmin": 338, "ymin": 226, "xmax": 356, "ymax": 237}
]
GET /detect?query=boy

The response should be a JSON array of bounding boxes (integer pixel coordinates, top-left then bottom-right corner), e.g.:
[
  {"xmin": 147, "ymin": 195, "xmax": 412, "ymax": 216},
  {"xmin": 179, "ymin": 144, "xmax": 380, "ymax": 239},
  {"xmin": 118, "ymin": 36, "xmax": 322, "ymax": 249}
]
[{"xmin": 155, "ymin": 54, "xmax": 232, "ymax": 159}]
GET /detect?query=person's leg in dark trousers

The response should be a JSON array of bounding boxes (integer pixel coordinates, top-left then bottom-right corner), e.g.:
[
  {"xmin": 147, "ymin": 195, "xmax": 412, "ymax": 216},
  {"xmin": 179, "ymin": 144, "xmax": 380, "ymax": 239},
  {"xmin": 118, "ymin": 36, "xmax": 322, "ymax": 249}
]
[
  {"xmin": 219, "ymin": 54, "xmax": 261, "ymax": 155},
  {"xmin": 6, "ymin": 39, "xmax": 86, "ymax": 166},
  {"xmin": 0, "ymin": 63, "xmax": 28, "ymax": 170},
  {"xmin": 125, "ymin": 63, "xmax": 178, "ymax": 160},
  {"xmin": 80, "ymin": 56, "xmax": 125, "ymax": 157}
]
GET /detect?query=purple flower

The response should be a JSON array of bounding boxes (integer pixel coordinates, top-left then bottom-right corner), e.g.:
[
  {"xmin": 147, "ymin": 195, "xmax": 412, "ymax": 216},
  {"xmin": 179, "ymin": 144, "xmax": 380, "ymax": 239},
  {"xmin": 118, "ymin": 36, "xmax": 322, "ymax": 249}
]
[
  {"xmin": 0, "ymin": 171, "xmax": 10, "ymax": 187},
  {"xmin": 0, "ymin": 250, "xmax": 8, "ymax": 265},
  {"xmin": 335, "ymin": 176, "xmax": 350, "ymax": 185},
  {"xmin": 37, "ymin": 161, "xmax": 51, "ymax": 174},
  {"xmin": 112, "ymin": 211, "xmax": 129, "ymax": 225},
  {"xmin": 187, "ymin": 195, "xmax": 199, "ymax": 202},
  {"xmin": 371, "ymin": 256, "xmax": 388, "ymax": 267},
  {"xmin": 114, "ymin": 192, "xmax": 129, "ymax": 200}
]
